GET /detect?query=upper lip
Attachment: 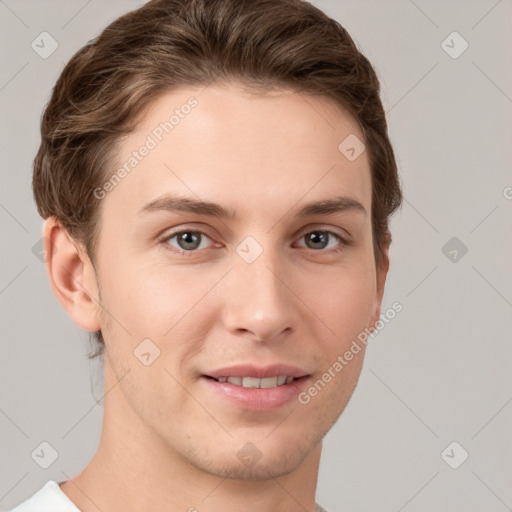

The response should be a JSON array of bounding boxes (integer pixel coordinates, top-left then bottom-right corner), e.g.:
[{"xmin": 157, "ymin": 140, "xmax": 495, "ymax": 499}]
[{"xmin": 204, "ymin": 364, "xmax": 309, "ymax": 379}]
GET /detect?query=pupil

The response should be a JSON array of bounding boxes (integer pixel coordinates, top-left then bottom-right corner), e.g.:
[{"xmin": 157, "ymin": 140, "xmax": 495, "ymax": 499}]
[
  {"xmin": 307, "ymin": 232, "xmax": 327, "ymax": 249},
  {"xmin": 179, "ymin": 232, "xmax": 200, "ymax": 250}
]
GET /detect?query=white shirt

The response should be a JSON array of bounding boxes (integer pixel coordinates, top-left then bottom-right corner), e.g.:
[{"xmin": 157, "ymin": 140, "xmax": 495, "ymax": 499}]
[
  {"xmin": 8, "ymin": 481, "xmax": 80, "ymax": 511},
  {"xmin": 9, "ymin": 480, "xmax": 329, "ymax": 511}
]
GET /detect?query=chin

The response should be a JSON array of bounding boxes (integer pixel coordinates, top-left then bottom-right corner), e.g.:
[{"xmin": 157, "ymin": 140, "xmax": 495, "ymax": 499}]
[{"xmin": 183, "ymin": 430, "xmax": 319, "ymax": 481}]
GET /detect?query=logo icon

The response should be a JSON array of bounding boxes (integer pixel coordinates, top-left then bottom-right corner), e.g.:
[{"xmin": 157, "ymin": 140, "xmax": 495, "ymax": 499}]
[
  {"xmin": 31, "ymin": 441, "xmax": 59, "ymax": 469},
  {"xmin": 31, "ymin": 32, "xmax": 59, "ymax": 59},
  {"xmin": 133, "ymin": 338, "xmax": 161, "ymax": 366},
  {"xmin": 441, "ymin": 441, "xmax": 469, "ymax": 469},
  {"xmin": 32, "ymin": 237, "xmax": 57, "ymax": 262},
  {"xmin": 441, "ymin": 32, "xmax": 469, "ymax": 59},
  {"xmin": 236, "ymin": 236, "xmax": 263, "ymax": 264},
  {"xmin": 237, "ymin": 442, "xmax": 262, "ymax": 468},
  {"xmin": 338, "ymin": 134, "xmax": 366, "ymax": 162},
  {"xmin": 442, "ymin": 237, "xmax": 468, "ymax": 263}
]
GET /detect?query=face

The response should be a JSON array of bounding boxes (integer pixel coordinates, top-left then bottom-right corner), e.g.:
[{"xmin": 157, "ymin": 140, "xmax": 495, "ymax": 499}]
[{"xmin": 91, "ymin": 82, "xmax": 387, "ymax": 479}]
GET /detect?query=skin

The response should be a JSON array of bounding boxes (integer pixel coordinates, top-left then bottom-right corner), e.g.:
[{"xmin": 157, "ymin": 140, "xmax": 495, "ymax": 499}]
[{"xmin": 45, "ymin": 82, "xmax": 389, "ymax": 512}]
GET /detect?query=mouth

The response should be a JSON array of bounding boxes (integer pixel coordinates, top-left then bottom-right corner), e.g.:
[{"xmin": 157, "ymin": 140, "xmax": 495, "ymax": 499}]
[
  {"xmin": 200, "ymin": 364, "xmax": 311, "ymax": 411},
  {"xmin": 204, "ymin": 375, "xmax": 304, "ymax": 388}
]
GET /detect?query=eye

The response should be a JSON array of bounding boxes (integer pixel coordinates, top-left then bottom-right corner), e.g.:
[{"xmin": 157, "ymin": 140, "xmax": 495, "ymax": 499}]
[
  {"xmin": 163, "ymin": 230, "xmax": 214, "ymax": 252},
  {"xmin": 160, "ymin": 228, "xmax": 349, "ymax": 257},
  {"xmin": 296, "ymin": 230, "xmax": 346, "ymax": 252}
]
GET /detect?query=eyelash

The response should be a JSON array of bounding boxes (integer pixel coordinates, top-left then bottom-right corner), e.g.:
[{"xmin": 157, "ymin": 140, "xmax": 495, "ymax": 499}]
[{"xmin": 160, "ymin": 228, "xmax": 351, "ymax": 257}]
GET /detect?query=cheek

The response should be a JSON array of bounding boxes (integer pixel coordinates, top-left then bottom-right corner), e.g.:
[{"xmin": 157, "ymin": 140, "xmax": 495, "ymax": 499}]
[
  {"xmin": 98, "ymin": 256, "xmax": 185, "ymax": 330},
  {"xmin": 306, "ymin": 261, "xmax": 376, "ymax": 339},
  {"xmin": 98, "ymin": 258, "xmax": 226, "ymax": 363}
]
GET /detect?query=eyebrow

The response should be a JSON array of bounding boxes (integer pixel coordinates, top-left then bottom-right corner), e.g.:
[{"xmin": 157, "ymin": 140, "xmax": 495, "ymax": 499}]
[{"xmin": 138, "ymin": 194, "xmax": 367, "ymax": 219}]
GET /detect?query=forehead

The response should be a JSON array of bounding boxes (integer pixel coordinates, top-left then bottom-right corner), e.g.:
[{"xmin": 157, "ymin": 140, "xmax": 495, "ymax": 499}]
[{"xmin": 105, "ymin": 83, "xmax": 371, "ymax": 216}]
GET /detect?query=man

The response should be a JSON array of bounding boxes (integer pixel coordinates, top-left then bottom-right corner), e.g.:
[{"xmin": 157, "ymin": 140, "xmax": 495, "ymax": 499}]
[{"xmin": 11, "ymin": 0, "xmax": 402, "ymax": 510}]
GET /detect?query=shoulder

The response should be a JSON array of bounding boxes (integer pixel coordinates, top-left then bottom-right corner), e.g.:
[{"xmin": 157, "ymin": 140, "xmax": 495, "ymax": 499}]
[{"xmin": 8, "ymin": 480, "xmax": 80, "ymax": 512}]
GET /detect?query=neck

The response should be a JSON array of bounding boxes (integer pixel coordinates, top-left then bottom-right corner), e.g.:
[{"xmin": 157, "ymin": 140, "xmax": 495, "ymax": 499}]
[{"xmin": 60, "ymin": 363, "xmax": 322, "ymax": 512}]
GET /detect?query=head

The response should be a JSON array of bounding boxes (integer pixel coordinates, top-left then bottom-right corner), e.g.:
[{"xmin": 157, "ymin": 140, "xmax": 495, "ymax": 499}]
[{"xmin": 35, "ymin": 0, "xmax": 401, "ymax": 480}]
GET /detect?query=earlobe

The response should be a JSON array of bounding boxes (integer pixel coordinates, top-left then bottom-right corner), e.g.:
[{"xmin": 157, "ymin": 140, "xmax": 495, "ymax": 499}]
[{"xmin": 43, "ymin": 217, "xmax": 101, "ymax": 333}]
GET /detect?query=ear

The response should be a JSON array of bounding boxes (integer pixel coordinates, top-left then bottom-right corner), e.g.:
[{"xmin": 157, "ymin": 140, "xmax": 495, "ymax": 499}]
[
  {"xmin": 42, "ymin": 217, "xmax": 101, "ymax": 332},
  {"xmin": 369, "ymin": 242, "xmax": 390, "ymax": 328}
]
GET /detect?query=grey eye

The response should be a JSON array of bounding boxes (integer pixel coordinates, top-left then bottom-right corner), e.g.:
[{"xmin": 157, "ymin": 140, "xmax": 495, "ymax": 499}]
[
  {"xmin": 166, "ymin": 231, "xmax": 211, "ymax": 251},
  {"xmin": 304, "ymin": 231, "xmax": 330, "ymax": 250}
]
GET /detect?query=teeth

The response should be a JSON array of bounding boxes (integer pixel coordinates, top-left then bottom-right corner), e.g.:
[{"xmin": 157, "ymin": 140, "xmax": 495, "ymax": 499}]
[
  {"xmin": 217, "ymin": 375, "xmax": 295, "ymax": 388},
  {"xmin": 260, "ymin": 377, "xmax": 278, "ymax": 388},
  {"xmin": 242, "ymin": 377, "xmax": 261, "ymax": 388}
]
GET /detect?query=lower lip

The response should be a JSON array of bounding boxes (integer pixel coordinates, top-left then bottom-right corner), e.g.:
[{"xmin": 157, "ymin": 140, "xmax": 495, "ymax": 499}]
[{"xmin": 200, "ymin": 376, "xmax": 310, "ymax": 411}]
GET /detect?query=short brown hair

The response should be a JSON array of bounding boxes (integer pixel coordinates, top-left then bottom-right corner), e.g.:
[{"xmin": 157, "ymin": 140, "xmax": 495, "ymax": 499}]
[{"xmin": 33, "ymin": 0, "xmax": 402, "ymax": 358}]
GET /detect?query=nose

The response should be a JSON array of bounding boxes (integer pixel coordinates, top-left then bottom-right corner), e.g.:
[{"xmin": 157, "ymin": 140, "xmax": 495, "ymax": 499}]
[{"xmin": 220, "ymin": 251, "xmax": 298, "ymax": 342}]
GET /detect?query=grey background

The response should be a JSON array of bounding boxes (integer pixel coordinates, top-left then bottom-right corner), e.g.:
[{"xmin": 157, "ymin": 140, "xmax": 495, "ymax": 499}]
[{"xmin": 1, "ymin": 0, "xmax": 511, "ymax": 511}]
